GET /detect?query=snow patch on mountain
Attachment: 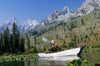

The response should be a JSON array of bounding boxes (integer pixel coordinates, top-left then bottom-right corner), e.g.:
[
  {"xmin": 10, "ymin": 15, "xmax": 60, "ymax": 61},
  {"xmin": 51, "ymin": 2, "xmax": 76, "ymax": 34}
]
[{"xmin": 0, "ymin": 18, "xmax": 39, "ymax": 33}]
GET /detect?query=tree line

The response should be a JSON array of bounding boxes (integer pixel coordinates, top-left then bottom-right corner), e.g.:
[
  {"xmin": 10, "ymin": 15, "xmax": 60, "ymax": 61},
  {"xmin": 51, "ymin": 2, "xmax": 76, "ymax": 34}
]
[{"xmin": 0, "ymin": 22, "xmax": 25, "ymax": 55}]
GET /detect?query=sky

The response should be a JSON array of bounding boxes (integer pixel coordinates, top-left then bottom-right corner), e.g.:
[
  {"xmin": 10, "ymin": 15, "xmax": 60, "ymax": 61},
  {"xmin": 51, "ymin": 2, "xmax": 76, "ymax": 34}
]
[{"xmin": 0, "ymin": 0, "xmax": 85, "ymax": 25}]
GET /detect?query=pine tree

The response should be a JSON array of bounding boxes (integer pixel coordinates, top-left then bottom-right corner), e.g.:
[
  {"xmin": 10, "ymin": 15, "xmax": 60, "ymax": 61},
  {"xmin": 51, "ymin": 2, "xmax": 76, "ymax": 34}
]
[
  {"xmin": 16, "ymin": 30, "xmax": 20, "ymax": 51},
  {"xmin": 81, "ymin": 19, "xmax": 84, "ymax": 25},
  {"xmin": 73, "ymin": 33, "xmax": 77, "ymax": 48},
  {"xmin": 34, "ymin": 36, "xmax": 37, "ymax": 53},
  {"xmin": 34, "ymin": 36, "xmax": 37, "ymax": 44},
  {"xmin": 20, "ymin": 36, "xmax": 25, "ymax": 52},
  {"xmin": 9, "ymin": 34, "xmax": 13, "ymax": 53},
  {"xmin": 6, "ymin": 27, "xmax": 10, "ymax": 52},
  {"xmin": 62, "ymin": 40, "xmax": 66, "ymax": 48},
  {"xmin": 27, "ymin": 36, "xmax": 30, "ymax": 52},
  {"xmin": 70, "ymin": 21, "xmax": 74, "ymax": 31},
  {"xmin": 12, "ymin": 22, "xmax": 18, "ymax": 53},
  {"xmin": 3, "ymin": 29, "xmax": 8, "ymax": 52},
  {"xmin": 3, "ymin": 27, "xmax": 10, "ymax": 53},
  {"xmin": 0, "ymin": 32, "xmax": 3, "ymax": 54}
]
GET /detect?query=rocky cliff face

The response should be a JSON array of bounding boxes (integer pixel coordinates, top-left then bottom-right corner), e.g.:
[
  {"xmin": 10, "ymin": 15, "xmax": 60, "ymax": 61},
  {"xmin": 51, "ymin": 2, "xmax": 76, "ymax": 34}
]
[
  {"xmin": 41, "ymin": 0, "xmax": 100, "ymax": 26},
  {"xmin": 72, "ymin": 0, "xmax": 100, "ymax": 17},
  {"xmin": 41, "ymin": 6, "xmax": 71, "ymax": 26}
]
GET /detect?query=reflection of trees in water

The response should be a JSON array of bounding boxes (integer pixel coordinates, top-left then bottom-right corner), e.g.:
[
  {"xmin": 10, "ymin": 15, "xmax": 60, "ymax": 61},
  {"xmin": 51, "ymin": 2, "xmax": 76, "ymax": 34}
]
[
  {"xmin": 24, "ymin": 58, "xmax": 38, "ymax": 66},
  {"xmin": 50, "ymin": 61, "xmax": 57, "ymax": 66},
  {"xmin": 25, "ymin": 60, "xmax": 30, "ymax": 66},
  {"xmin": 0, "ymin": 61, "xmax": 24, "ymax": 66}
]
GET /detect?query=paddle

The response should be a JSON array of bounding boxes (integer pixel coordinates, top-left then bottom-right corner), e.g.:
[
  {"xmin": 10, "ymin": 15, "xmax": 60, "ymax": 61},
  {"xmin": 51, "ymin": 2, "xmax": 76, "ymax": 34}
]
[{"xmin": 42, "ymin": 37, "xmax": 50, "ymax": 44}]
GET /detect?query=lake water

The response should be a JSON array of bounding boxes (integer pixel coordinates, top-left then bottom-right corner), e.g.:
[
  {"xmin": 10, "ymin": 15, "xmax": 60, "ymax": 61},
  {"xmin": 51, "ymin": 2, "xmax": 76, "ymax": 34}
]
[{"xmin": 0, "ymin": 53, "xmax": 100, "ymax": 66}]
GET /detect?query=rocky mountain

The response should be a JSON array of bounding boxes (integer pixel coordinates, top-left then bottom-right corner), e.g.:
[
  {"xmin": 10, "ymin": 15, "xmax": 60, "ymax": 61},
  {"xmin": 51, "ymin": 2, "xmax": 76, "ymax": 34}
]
[
  {"xmin": 72, "ymin": 0, "xmax": 100, "ymax": 17},
  {"xmin": 20, "ymin": 19, "xmax": 39, "ymax": 33},
  {"xmin": 41, "ymin": 0, "xmax": 100, "ymax": 26},
  {"xmin": 0, "ymin": 18, "xmax": 39, "ymax": 33},
  {"xmin": 41, "ymin": 6, "xmax": 71, "ymax": 26},
  {"xmin": 0, "ymin": 17, "xmax": 19, "ymax": 33}
]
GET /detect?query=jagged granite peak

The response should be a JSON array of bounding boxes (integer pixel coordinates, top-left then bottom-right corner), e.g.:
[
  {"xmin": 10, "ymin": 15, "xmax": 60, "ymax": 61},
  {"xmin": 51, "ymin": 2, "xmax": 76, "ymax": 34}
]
[
  {"xmin": 40, "ymin": 0, "xmax": 100, "ymax": 26},
  {"xmin": 0, "ymin": 17, "xmax": 18, "ymax": 33},
  {"xmin": 56, "ymin": 6, "xmax": 71, "ymax": 22},
  {"xmin": 61, "ymin": 6, "xmax": 70, "ymax": 15},
  {"xmin": 0, "ymin": 18, "xmax": 39, "ymax": 34},
  {"xmin": 19, "ymin": 19, "xmax": 39, "ymax": 33},
  {"xmin": 51, "ymin": 10, "xmax": 60, "ymax": 15},
  {"xmin": 72, "ymin": 0, "xmax": 100, "ymax": 17},
  {"xmin": 40, "ymin": 10, "xmax": 60, "ymax": 26},
  {"xmin": 5, "ymin": 17, "xmax": 17, "ymax": 25},
  {"xmin": 86, "ymin": 0, "xmax": 100, "ymax": 2},
  {"xmin": 41, "ymin": 6, "xmax": 71, "ymax": 26},
  {"xmin": 48, "ymin": 10, "xmax": 60, "ymax": 20}
]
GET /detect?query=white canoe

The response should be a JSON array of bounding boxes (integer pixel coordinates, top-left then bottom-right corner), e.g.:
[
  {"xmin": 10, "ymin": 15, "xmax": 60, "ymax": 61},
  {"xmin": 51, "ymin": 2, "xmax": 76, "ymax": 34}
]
[{"xmin": 38, "ymin": 47, "xmax": 84, "ymax": 57}]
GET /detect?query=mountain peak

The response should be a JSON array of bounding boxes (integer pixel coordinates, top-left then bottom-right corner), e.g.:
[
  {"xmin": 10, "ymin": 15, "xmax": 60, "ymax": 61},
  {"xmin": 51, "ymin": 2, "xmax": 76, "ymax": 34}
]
[
  {"xmin": 5, "ymin": 17, "xmax": 17, "ymax": 25},
  {"xmin": 61, "ymin": 6, "xmax": 70, "ymax": 15},
  {"xmin": 62, "ymin": 6, "xmax": 70, "ymax": 13},
  {"xmin": 0, "ymin": 18, "xmax": 39, "ymax": 33},
  {"xmin": 12, "ymin": 17, "xmax": 16, "ymax": 21},
  {"xmin": 51, "ymin": 10, "xmax": 60, "ymax": 15},
  {"xmin": 26, "ymin": 19, "xmax": 39, "ymax": 24},
  {"xmin": 86, "ymin": 0, "xmax": 99, "ymax": 2}
]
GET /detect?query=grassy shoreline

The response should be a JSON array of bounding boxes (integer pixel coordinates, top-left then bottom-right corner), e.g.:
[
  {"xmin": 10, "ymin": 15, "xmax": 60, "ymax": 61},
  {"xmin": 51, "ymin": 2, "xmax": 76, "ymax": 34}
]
[{"xmin": 0, "ymin": 53, "xmax": 38, "ymax": 63}]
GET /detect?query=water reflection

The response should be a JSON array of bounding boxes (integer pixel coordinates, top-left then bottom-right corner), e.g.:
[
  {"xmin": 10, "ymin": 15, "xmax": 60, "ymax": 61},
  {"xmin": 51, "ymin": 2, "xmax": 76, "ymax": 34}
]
[
  {"xmin": 0, "ymin": 61, "xmax": 24, "ymax": 66},
  {"xmin": 38, "ymin": 56, "xmax": 80, "ymax": 61},
  {"xmin": 0, "ymin": 53, "xmax": 100, "ymax": 66}
]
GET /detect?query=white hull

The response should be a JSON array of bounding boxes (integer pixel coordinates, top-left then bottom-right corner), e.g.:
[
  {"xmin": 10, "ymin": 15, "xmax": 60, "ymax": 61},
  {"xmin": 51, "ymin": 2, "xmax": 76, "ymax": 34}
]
[{"xmin": 38, "ymin": 47, "xmax": 82, "ymax": 57}]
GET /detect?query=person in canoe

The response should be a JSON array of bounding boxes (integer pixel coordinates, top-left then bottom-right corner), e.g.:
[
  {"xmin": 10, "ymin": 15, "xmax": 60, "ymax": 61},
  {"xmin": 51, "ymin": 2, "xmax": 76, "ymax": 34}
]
[{"xmin": 49, "ymin": 40, "xmax": 62, "ymax": 53}]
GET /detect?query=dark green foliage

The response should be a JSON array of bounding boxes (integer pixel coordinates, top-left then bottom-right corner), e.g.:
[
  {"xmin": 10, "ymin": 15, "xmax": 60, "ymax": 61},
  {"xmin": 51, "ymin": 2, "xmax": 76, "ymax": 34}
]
[
  {"xmin": 68, "ymin": 42, "xmax": 75, "ymax": 48},
  {"xmin": 86, "ymin": 27, "xmax": 89, "ymax": 30},
  {"xmin": 27, "ymin": 36, "xmax": 30, "ymax": 52},
  {"xmin": 78, "ymin": 38, "xmax": 80, "ymax": 43},
  {"xmin": 95, "ymin": 23, "xmax": 97, "ymax": 26},
  {"xmin": 81, "ymin": 9, "xmax": 86, "ymax": 14},
  {"xmin": 81, "ymin": 18, "xmax": 84, "ymax": 25},
  {"xmin": 32, "ymin": 30, "xmax": 38, "ymax": 36},
  {"xmin": 34, "ymin": 36, "xmax": 37, "ymax": 44},
  {"xmin": 70, "ymin": 33, "xmax": 77, "ymax": 48},
  {"xmin": 20, "ymin": 36, "xmax": 25, "ymax": 52},
  {"xmin": 62, "ymin": 41, "xmax": 67, "ymax": 48},
  {"xmin": 3, "ymin": 27, "xmax": 10, "ymax": 53},
  {"xmin": 73, "ymin": 33, "xmax": 77, "ymax": 48},
  {"xmin": 0, "ymin": 22, "xmax": 25, "ymax": 55},
  {"xmin": 12, "ymin": 22, "xmax": 18, "ymax": 53},
  {"xmin": 94, "ymin": 12, "xmax": 97, "ymax": 15},
  {"xmin": 0, "ymin": 32, "xmax": 3, "ymax": 54},
  {"xmin": 90, "ymin": 31, "xmax": 93, "ymax": 36},
  {"xmin": 56, "ymin": 34, "xmax": 58, "ymax": 39},
  {"xmin": 9, "ymin": 34, "xmax": 13, "ymax": 53},
  {"xmin": 33, "ymin": 47, "xmax": 38, "ymax": 53},
  {"xmin": 85, "ymin": 35, "xmax": 88, "ymax": 39},
  {"xmin": 16, "ymin": 30, "xmax": 20, "ymax": 52},
  {"xmin": 70, "ymin": 21, "xmax": 76, "ymax": 31},
  {"xmin": 97, "ymin": 16, "xmax": 100, "ymax": 19},
  {"xmin": 65, "ymin": 35, "xmax": 68, "ymax": 38},
  {"xmin": 90, "ymin": 27, "xmax": 92, "ymax": 30}
]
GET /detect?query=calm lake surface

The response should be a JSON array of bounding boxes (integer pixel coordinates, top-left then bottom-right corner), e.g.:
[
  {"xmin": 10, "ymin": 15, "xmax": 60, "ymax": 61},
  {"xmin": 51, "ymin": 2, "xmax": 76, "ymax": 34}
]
[{"xmin": 0, "ymin": 53, "xmax": 100, "ymax": 66}]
